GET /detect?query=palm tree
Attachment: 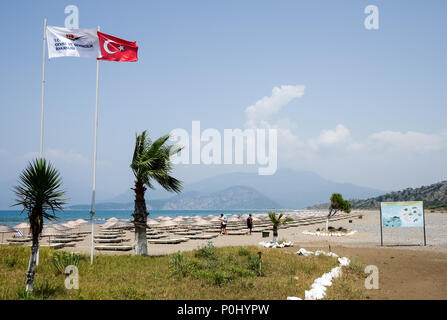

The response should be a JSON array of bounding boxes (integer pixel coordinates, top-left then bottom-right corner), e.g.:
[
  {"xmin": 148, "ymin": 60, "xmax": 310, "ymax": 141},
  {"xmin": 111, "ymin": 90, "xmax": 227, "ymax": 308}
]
[
  {"xmin": 131, "ymin": 131, "xmax": 183, "ymax": 255},
  {"xmin": 13, "ymin": 158, "xmax": 66, "ymax": 292},
  {"xmin": 268, "ymin": 211, "xmax": 293, "ymax": 243}
]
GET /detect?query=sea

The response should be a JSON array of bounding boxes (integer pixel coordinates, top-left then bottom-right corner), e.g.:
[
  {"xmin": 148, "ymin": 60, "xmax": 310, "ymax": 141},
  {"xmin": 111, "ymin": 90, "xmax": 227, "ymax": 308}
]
[{"xmin": 0, "ymin": 209, "xmax": 294, "ymax": 227}]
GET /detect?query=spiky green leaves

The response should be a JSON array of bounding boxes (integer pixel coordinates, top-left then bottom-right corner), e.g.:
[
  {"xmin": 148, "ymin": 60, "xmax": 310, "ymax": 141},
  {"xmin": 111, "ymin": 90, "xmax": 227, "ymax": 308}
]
[
  {"xmin": 268, "ymin": 211, "xmax": 293, "ymax": 227},
  {"xmin": 13, "ymin": 158, "xmax": 67, "ymax": 218},
  {"xmin": 131, "ymin": 131, "xmax": 183, "ymax": 193}
]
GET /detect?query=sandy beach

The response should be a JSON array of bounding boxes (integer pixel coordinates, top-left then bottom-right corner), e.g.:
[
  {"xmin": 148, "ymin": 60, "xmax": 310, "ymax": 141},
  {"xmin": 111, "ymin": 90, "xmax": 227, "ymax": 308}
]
[
  {"xmin": 3, "ymin": 210, "xmax": 447, "ymax": 255},
  {"xmin": 2, "ymin": 210, "xmax": 447, "ymax": 299}
]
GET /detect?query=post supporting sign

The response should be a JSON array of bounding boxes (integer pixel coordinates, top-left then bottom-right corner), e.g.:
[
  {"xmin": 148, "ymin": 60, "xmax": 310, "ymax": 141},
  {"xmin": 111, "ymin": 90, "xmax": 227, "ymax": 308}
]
[{"xmin": 380, "ymin": 201, "xmax": 426, "ymax": 246}]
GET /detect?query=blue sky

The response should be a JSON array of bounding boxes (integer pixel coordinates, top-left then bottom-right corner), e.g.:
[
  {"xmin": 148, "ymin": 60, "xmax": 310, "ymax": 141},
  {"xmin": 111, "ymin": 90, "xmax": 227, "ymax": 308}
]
[{"xmin": 0, "ymin": 0, "xmax": 446, "ymax": 203}]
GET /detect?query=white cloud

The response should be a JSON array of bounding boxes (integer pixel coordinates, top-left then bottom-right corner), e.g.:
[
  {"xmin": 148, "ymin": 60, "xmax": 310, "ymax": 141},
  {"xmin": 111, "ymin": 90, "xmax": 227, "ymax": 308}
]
[
  {"xmin": 308, "ymin": 124, "xmax": 352, "ymax": 151},
  {"xmin": 369, "ymin": 130, "xmax": 447, "ymax": 152},
  {"xmin": 242, "ymin": 85, "xmax": 447, "ymax": 176},
  {"xmin": 245, "ymin": 85, "xmax": 305, "ymax": 128}
]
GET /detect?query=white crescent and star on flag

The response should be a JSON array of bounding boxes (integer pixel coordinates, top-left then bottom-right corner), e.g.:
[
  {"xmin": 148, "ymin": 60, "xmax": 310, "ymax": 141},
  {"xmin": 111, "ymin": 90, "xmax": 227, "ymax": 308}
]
[{"xmin": 103, "ymin": 40, "xmax": 125, "ymax": 54}]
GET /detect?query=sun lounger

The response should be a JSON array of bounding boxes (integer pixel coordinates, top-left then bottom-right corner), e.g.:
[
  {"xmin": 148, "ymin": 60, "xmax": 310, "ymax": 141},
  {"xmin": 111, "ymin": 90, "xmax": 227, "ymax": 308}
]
[
  {"xmin": 173, "ymin": 231, "xmax": 201, "ymax": 235},
  {"xmin": 227, "ymin": 230, "xmax": 248, "ymax": 235},
  {"xmin": 27, "ymin": 243, "xmax": 67, "ymax": 249},
  {"xmin": 147, "ymin": 234, "xmax": 168, "ymax": 239},
  {"xmin": 203, "ymin": 228, "xmax": 221, "ymax": 233},
  {"xmin": 148, "ymin": 238, "xmax": 188, "ymax": 244},
  {"xmin": 185, "ymin": 234, "xmax": 218, "ymax": 240},
  {"xmin": 7, "ymin": 238, "xmax": 31, "ymax": 243},
  {"xmin": 95, "ymin": 245, "xmax": 133, "ymax": 251},
  {"xmin": 50, "ymin": 238, "xmax": 78, "ymax": 243},
  {"xmin": 95, "ymin": 234, "xmax": 124, "ymax": 239},
  {"xmin": 94, "ymin": 238, "xmax": 127, "ymax": 243}
]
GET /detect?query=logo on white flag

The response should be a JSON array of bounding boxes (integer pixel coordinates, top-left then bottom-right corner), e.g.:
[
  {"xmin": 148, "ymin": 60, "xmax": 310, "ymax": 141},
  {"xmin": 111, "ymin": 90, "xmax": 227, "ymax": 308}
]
[{"xmin": 46, "ymin": 26, "xmax": 100, "ymax": 59}]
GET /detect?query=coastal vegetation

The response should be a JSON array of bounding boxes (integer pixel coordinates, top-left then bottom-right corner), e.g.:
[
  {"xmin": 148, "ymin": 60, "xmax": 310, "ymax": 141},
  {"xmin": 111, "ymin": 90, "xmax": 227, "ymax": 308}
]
[
  {"xmin": 12, "ymin": 158, "xmax": 66, "ymax": 292},
  {"xmin": 326, "ymin": 193, "xmax": 351, "ymax": 231},
  {"xmin": 268, "ymin": 212, "xmax": 294, "ymax": 242},
  {"xmin": 130, "ymin": 131, "xmax": 183, "ymax": 255},
  {"xmin": 0, "ymin": 245, "xmax": 367, "ymax": 300}
]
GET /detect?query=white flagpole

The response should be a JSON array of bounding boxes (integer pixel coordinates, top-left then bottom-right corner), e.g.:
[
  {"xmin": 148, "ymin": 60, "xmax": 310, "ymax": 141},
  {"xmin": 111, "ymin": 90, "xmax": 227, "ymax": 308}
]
[
  {"xmin": 90, "ymin": 26, "xmax": 100, "ymax": 264},
  {"xmin": 37, "ymin": 18, "xmax": 47, "ymax": 267},
  {"xmin": 39, "ymin": 18, "xmax": 47, "ymax": 158}
]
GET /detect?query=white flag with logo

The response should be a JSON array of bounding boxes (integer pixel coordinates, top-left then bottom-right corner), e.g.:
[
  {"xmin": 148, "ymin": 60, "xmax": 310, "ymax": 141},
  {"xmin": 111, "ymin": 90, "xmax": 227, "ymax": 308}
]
[{"xmin": 46, "ymin": 26, "xmax": 100, "ymax": 59}]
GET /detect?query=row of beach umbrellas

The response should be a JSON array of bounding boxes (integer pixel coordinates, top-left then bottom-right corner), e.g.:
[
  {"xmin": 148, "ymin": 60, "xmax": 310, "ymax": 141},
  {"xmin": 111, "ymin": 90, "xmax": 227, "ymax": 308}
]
[{"xmin": 0, "ymin": 218, "xmax": 90, "ymax": 244}]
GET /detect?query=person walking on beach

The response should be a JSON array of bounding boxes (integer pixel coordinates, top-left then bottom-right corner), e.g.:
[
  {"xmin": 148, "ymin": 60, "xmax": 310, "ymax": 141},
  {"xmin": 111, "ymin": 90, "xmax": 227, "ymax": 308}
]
[
  {"xmin": 220, "ymin": 214, "xmax": 228, "ymax": 235},
  {"xmin": 247, "ymin": 214, "xmax": 253, "ymax": 235}
]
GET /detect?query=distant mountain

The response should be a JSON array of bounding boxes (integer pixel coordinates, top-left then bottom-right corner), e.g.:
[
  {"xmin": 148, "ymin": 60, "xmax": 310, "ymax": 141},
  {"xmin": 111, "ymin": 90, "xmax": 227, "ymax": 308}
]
[
  {"xmin": 159, "ymin": 186, "xmax": 280, "ymax": 210},
  {"xmin": 307, "ymin": 181, "xmax": 447, "ymax": 210},
  {"xmin": 105, "ymin": 169, "xmax": 384, "ymax": 208},
  {"xmin": 69, "ymin": 185, "xmax": 280, "ymax": 210}
]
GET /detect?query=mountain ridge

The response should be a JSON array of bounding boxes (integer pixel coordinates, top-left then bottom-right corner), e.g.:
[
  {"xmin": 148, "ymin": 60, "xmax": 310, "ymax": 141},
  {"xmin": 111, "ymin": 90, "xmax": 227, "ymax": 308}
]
[
  {"xmin": 105, "ymin": 168, "xmax": 384, "ymax": 208},
  {"xmin": 69, "ymin": 185, "xmax": 281, "ymax": 210},
  {"xmin": 307, "ymin": 181, "xmax": 447, "ymax": 210}
]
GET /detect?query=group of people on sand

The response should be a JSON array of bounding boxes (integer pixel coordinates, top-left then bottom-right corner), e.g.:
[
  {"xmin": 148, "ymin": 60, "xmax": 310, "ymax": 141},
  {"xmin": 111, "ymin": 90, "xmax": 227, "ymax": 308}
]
[{"xmin": 219, "ymin": 213, "xmax": 254, "ymax": 235}]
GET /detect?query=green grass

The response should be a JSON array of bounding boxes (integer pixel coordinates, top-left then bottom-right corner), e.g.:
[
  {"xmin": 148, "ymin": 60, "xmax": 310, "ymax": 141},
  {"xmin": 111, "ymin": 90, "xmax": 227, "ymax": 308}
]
[
  {"xmin": 325, "ymin": 257, "xmax": 368, "ymax": 300},
  {"xmin": 0, "ymin": 245, "xmax": 366, "ymax": 300}
]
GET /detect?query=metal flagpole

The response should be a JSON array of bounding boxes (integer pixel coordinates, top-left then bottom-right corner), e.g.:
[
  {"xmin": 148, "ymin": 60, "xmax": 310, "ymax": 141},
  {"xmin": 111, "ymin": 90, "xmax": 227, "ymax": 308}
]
[
  {"xmin": 40, "ymin": 18, "xmax": 47, "ymax": 158},
  {"xmin": 90, "ymin": 26, "xmax": 100, "ymax": 264},
  {"xmin": 37, "ymin": 18, "xmax": 47, "ymax": 267}
]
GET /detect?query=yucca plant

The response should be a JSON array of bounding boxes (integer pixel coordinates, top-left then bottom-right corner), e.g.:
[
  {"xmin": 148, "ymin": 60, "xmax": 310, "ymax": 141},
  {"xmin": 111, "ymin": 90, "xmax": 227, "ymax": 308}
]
[
  {"xmin": 13, "ymin": 158, "xmax": 66, "ymax": 292},
  {"xmin": 52, "ymin": 251, "xmax": 81, "ymax": 274},
  {"xmin": 268, "ymin": 211, "xmax": 293, "ymax": 243},
  {"xmin": 131, "ymin": 131, "xmax": 183, "ymax": 255}
]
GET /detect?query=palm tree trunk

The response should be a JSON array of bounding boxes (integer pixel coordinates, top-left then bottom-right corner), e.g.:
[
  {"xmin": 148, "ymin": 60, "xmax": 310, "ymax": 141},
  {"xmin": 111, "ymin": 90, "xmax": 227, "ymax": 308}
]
[
  {"xmin": 273, "ymin": 225, "xmax": 278, "ymax": 243},
  {"xmin": 26, "ymin": 238, "xmax": 39, "ymax": 292},
  {"xmin": 132, "ymin": 181, "xmax": 148, "ymax": 255}
]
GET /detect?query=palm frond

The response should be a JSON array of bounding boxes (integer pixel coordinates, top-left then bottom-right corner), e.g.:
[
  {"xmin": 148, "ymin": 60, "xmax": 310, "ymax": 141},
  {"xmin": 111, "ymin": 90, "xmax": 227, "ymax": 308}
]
[{"xmin": 131, "ymin": 131, "xmax": 183, "ymax": 194}]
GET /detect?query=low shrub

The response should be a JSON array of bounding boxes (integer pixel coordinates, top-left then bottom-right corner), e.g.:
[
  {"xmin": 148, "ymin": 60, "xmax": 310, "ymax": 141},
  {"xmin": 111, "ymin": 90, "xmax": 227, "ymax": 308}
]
[{"xmin": 52, "ymin": 251, "xmax": 82, "ymax": 274}]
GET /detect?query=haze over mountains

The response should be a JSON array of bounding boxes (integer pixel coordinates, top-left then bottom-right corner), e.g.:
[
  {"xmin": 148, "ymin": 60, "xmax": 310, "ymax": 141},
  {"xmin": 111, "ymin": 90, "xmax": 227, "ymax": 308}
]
[{"xmin": 69, "ymin": 168, "xmax": 384, "ymax": 210}]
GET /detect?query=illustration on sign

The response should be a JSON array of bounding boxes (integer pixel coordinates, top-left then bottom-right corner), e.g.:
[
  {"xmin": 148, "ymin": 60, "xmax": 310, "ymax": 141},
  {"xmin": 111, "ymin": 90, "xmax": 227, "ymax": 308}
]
[{"xmin": 381, "ymin": 202, "xmax": 424, "ymax": 228}]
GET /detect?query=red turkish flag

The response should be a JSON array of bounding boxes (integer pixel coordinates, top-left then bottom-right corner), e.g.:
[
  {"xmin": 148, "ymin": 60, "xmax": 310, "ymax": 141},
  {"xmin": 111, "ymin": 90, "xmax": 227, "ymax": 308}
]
[{"xmin": 97, "ymin": 31, "xmax": 138, "ymax": 62}]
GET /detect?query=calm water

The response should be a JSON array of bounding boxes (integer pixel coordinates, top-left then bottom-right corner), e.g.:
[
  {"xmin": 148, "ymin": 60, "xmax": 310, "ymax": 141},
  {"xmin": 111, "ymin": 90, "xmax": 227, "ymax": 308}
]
[{"xmin": 0, "ymin": 209, "xmax": 290, "ymax": 227}]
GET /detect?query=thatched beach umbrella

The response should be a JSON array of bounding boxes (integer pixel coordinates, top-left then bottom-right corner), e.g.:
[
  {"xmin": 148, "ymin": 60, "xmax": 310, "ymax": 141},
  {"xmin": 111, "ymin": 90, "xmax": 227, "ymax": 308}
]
[
  {"xmin": 172, "ymin": 216, "xmax": 185, "ymax": 223},
  {"xmin": 51, "ymin": 223, "xmax": 74, "ymax": 232},
  {"xmin": 103, "ymin": 220, "xmax": 132, "ymax": 230},
  {"xmin": 62, "ymin": 221, "xmax": 79, "ymax": 228},
  {"xmin": 0, "ymin": 225, "xmax": 16, "ymax": 244},
  {"xmin": 191, "ymin": 219, "xmax": 212, "ymax": 226},
  {"xmin": 209, "ymin": 216, "xmax": 221, "ymax": 223},
  {"xmin": 75, "ymin": 218, "xmax": 89, "ymax": 225},
  {"xmin": 228, "ymin": 216, "xmax": 241, "ymax": 223},
  {"xmin": 147, "ymin": 219, "xmax": 160, "ymax": 227},
  {"xmin": 158, "ymin": 220, "xmax": 178, "ymax": 228},
  {"xmin": 14, "ymin": 222, "xmax": 30, "ymax": 229},
  {"xmin": 41, "ymin": 226, "xmax": 66, "ymax": 244},
  {"xmin": 159, "ymin": 216, "xmax": 172, "ymax": 221},
  {"xmin": 13, "ymin": 222, "xmax": 30, "ymax": 236}
]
